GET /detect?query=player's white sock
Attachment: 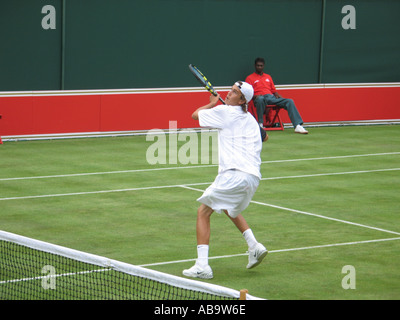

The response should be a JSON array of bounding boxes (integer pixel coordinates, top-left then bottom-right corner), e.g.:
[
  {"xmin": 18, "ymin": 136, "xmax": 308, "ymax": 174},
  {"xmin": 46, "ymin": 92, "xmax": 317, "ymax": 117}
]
[
  {"xmin": 196, "ymin": 245, "xmax": 209, "ymax": 268},
  {"xmin": 243, "ymin": 229, "xmax": 258, "ymax": 251}
]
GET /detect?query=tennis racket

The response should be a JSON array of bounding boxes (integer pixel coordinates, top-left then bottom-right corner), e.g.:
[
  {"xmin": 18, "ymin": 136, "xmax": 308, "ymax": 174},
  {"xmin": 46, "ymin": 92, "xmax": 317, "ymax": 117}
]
[{"xmin": 188, "ymin": 64, "xmax": 225, "ymax": 104}]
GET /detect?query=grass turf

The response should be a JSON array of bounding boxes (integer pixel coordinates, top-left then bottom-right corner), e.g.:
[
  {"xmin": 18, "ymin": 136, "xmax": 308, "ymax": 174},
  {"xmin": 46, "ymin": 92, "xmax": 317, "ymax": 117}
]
[{"xmin": 1, "ymin": 125, "xmax": 399, "ymax": 299}]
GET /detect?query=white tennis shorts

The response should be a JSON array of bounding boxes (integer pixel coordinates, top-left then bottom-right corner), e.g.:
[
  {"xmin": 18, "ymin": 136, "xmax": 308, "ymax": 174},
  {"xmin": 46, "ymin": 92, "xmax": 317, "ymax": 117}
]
[{"xmin": 197, "ymin": 169, "xmax": 260, "ymax": 218}]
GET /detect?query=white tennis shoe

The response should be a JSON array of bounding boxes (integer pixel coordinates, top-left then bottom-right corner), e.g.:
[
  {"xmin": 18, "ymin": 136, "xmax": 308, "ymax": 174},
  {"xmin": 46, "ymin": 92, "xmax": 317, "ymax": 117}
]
[
  {"xmin": 183, "ymin": 264, "xmax": 213, "ymax": 279},
  {"xmin": 247, "ymin": 243, "xmax": 268, "ymax": 269},
  {"xmin": 295, "ymin": 124, "xmax": 308, "ymax": 134}
]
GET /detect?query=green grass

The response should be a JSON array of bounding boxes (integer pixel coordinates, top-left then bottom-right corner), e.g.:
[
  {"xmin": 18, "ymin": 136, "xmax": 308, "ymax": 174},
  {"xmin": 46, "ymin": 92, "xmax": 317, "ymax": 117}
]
[{"xmin": 1, "ymin": 125, "xmax": 400, "ymax": 299}]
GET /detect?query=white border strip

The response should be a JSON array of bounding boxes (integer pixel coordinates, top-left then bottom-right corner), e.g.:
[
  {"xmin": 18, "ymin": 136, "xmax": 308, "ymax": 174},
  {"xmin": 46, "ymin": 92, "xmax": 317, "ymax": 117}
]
[
  {"xmin": 2, "ymin": 120, "xmax": 400, "ymax": 142},
  {"xmin": 0, "ymin": 86, "xmax": 209, "ymax": 97},
  {"xmin": 0, "ymin": 82, "xmax": 399, "ymax": 97}
]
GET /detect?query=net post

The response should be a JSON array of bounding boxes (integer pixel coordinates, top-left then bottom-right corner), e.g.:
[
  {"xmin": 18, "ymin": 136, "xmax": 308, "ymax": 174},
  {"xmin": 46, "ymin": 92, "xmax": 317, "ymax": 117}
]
[{"xmin": 239, "ymin": 289, "xmax": 248, "ymax": 300}]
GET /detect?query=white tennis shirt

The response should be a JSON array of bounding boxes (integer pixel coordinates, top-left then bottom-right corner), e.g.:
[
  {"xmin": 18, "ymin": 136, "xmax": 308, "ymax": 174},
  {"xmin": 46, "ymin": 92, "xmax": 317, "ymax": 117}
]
[{"xmin": 198, "ymin": 105, "xmax": 262, "ymax": 179}]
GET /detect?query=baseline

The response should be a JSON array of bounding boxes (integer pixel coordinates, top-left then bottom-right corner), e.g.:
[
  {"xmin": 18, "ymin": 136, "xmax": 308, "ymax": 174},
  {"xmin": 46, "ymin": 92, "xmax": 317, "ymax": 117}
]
[
  {"xmin": 1, "ymin": 152, "xmax": 399, "ymax": 182},
  {"xmin": 1, "ymin": 167, "xmax": 399, "ymax": 201}
]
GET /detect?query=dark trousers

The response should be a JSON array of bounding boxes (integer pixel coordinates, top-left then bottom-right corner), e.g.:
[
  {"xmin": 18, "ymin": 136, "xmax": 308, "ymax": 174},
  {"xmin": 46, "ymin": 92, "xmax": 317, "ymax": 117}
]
[{"xmin": 254, "ymin": 94, "xmax": 303, "ymax": 127}]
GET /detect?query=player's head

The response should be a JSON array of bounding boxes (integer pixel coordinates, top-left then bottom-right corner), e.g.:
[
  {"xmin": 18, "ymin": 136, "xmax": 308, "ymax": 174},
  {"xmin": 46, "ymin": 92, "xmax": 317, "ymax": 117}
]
[
  {"xmin": 235, "ymin": 81, "xmax": 253, "ymax": 103},
  {"xmin": 226, "ymin": 81, "xmax": 254, "ymax": 112}
]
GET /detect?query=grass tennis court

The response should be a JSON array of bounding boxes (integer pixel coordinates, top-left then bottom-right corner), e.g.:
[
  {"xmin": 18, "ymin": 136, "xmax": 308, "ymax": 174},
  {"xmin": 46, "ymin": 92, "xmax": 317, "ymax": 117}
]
[{"xmin": 1, "ymin": 125, "xmax": 399, "ymax": 300}]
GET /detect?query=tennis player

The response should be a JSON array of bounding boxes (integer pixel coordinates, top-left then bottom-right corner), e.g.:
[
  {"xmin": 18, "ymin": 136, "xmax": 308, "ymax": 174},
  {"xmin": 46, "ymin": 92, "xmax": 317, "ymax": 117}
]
[{"xmin": 183, "ymin": 81, "xmax": 268, "ymax": 279}]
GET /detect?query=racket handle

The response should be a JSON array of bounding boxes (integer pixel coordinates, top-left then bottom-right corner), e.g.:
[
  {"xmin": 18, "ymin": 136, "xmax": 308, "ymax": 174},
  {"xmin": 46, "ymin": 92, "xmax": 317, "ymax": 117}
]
[{"xmin": 212, "ymin": 91, "xmax": 225, "ymax": 104}]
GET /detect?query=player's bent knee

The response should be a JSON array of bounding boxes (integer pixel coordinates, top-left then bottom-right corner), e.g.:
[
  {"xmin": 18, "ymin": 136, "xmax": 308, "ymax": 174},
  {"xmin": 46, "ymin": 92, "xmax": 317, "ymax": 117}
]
[{"xmin": 197, "ymin": 204, "xmax": 213, "ymax": 217}]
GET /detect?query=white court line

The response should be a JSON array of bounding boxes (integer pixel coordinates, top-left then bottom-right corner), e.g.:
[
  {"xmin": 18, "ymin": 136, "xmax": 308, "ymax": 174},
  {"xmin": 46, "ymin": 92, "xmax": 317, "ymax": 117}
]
[
  {"xmin": 261, "ymin": 167, "xmax": 400, "ymax": 181},
  {"xmin": 0, "ymin": 268, "xmax": 110, "ymax": 285},
  {"xmin": 0, "ymin": 167, "xmax": 399, "ymax": 201},
  {"xmin": 1, "ymin": 152, "xmax": 399, "ymax": 181},
  {"xmin": 0, "ymin": 165, "xmax": 217, "ymax": 181},
  {"xmin": 180, "ymin": 185, "xmax": 400, "ymax": 236},
  {"xmin": 251, "ymin": 200, "xmax": 400, "ymax": 236},
  {"xmin": 138, "ymin": 237, "xmax": 400, "ymax": 267},
  {"xmin": 0, "ymin": 184, "xmax": 191, "ymax": 201}
]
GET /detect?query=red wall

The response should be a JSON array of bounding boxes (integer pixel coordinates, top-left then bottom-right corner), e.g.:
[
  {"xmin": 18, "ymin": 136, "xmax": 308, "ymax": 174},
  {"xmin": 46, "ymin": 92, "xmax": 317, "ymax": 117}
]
[
  {"xmin": 276, "ymin": 86, "xmax": 400, "ymax": 123},
  {"xmin": 0, "ymin": 84, "xmax": 399, "ymax": 137}
]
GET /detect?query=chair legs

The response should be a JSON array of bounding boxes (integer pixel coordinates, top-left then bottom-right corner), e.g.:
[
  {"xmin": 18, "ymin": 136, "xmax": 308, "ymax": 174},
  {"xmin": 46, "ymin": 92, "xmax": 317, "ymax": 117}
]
[{"xmin": 263, "ymin": 106, "xmax": 284, "ymax": 131}]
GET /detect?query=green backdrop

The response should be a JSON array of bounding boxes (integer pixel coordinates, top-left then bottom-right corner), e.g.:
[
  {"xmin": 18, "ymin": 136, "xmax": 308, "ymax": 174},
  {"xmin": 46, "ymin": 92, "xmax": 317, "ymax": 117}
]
[{"xmin": 1, "ymin": 0, "xmax": 399, "ymax": 91}]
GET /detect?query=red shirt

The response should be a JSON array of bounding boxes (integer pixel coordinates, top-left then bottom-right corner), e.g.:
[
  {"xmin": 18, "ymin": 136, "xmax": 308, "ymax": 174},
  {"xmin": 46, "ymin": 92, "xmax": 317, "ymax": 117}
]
[{"xmin": 245, "ymin": 72, "xmax": 277, "ymax": 96}]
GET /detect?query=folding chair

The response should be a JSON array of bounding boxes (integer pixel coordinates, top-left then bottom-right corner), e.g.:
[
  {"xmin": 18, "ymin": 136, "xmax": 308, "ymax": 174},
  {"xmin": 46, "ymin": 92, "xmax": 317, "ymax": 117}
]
[
  {"xmin": 248, "ymin": 101, "xmax": 284, "ymax": 131},
  {"xmin": 263, "ymin": 105, "xmax": 284, "ymax": 131}
]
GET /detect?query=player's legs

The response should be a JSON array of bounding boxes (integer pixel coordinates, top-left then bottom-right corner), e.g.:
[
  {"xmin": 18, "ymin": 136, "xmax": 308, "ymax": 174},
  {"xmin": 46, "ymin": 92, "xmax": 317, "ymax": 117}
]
[
  {"xmin": 224, "ymin": 211, "xmax": 257, "ymax": 250},
  {"xmin": 197, "ymin": 203, "xmax": 213, "ymax": 245},
  {"xmin": 183, "ymin": 204, "xmax": 214, "ymax": 279},
  {"xmin": 184, "ymin": 172, "xmax": 267, "ymax": 278},
  {"xmin": 224, "ymin": 211, "xmax": 249, "ymax": 233},
  {"xmin": 224, "ymin": 210, "xmax": 268, "ymax": 269}
]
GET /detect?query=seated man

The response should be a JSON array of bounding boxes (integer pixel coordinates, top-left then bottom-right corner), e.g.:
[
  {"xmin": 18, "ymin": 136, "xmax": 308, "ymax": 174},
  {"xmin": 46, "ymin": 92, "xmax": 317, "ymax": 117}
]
[{"xmin": 246, "ymin": 57, "xmax": 308, "ymax": 134}]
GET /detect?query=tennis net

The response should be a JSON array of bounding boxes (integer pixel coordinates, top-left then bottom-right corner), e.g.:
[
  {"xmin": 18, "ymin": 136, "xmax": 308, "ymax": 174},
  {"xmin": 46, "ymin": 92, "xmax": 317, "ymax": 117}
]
[{"xmin": 0, "ymin": 230, "xmax": 262, "ymax": 300}]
